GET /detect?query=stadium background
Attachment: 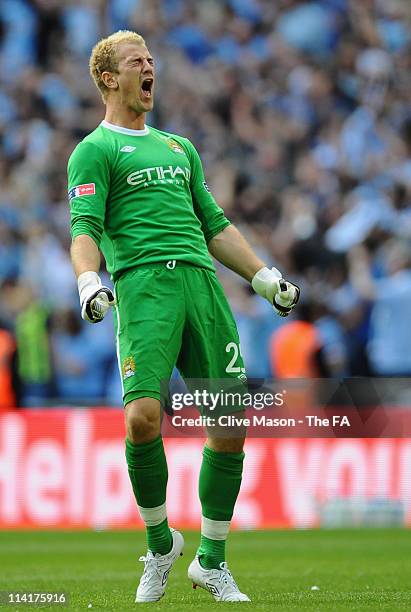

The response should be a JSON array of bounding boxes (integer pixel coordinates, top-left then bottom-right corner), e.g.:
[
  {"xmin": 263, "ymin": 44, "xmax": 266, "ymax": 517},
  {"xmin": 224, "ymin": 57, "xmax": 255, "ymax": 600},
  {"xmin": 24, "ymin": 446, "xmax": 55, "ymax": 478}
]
[{"xmin": 1, "ymin": 0, "xmax": 411, "ymax": 531}]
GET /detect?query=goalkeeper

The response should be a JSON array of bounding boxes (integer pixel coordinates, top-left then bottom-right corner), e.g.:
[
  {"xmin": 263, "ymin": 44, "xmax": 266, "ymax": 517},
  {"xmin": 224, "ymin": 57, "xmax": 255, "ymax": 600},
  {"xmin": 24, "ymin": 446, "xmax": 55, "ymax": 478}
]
[{"xmin": 68, "ymin": 30, "xmax": 299, "ymax": 604}]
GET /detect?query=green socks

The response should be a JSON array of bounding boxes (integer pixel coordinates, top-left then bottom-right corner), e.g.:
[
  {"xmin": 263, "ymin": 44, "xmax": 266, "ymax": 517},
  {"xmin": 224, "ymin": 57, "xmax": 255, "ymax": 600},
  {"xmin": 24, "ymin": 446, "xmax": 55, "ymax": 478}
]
[
  {"xmin": 198, "ymin": 534, "xmax": 226, "ymax": 569},
  {"xmin": 125, "ymin": 436, "xmax": 172, "ymax": 555},
  {"xmin": 125, "ymin": 438, "xmax": 244, "ymax": 565},
  {"xmin": 144, "ymin": 518, "xmax": 171, "ymax": 555},
  {"xmin": 197, "ymin": 445, "xmax": 244, "ymax": 569}
]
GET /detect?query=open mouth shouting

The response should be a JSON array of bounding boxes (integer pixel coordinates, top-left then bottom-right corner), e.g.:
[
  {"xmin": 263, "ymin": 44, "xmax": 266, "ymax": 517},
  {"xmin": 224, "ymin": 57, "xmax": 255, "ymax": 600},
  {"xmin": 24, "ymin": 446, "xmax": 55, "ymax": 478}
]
[{"xmin": 140, "ymin": 77, "xmax": 154, "ymax": 100}]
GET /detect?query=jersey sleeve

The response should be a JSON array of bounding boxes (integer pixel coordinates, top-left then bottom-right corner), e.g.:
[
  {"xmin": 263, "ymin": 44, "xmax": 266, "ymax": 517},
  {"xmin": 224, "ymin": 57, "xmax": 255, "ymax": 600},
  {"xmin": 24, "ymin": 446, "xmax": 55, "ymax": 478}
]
[
  {"xmin": 185, "ymin": 140, "xmax": 231, "ymax": 243},
  {"xmin": 67, "ymin": 141, "xmax": 110, "ymax": 246}
]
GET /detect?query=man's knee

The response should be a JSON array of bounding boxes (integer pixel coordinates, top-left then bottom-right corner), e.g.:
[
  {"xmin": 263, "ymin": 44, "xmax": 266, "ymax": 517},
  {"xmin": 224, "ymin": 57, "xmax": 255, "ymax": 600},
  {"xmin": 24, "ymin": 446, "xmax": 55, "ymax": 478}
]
[{"xmin": 125, "ymin": 397, "xmax": 161, "ymax": 444}]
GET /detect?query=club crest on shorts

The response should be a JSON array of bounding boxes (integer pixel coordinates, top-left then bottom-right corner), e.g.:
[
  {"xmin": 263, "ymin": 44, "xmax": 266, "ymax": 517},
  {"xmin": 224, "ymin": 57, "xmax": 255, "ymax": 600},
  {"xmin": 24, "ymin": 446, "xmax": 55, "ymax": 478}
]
[
  {"xmin": 166, "ymin": 138, "xmax": 185, "ymax": 155},
  {"xmin": 122, "ymin": 356, "xmax": 136, "ymax": 380}
]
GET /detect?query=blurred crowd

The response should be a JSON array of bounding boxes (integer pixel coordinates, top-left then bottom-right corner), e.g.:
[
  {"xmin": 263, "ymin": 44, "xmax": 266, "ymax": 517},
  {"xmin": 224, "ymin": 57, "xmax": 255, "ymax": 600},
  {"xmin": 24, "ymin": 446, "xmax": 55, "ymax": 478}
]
[{"xmin": 1, "ymin": 0, "xmax": 411, "ymax": 407}]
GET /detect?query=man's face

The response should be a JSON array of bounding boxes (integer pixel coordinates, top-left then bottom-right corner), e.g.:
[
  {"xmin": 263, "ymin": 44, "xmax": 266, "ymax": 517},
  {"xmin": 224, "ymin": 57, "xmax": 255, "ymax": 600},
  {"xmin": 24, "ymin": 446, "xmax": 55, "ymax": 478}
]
[{"xmin": 114, "ymin": 42, "xmax": 155, "ymax": 114}]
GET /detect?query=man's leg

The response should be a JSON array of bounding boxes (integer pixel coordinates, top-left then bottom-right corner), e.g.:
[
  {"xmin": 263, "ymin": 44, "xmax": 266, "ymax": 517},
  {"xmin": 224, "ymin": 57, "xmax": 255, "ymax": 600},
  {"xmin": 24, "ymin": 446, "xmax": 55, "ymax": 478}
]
[
  {"xmin": 125, "ymin": 396, "xmax": 184, "ymax": 603},
  {"xmin": 114, "ymin": 265, "xmax": 186, "ymax": 602},
  {"xmin": 114, "ymin": 265, "xmax": 186, "ymax": 554},
  {"xmin": 178, "ymin": 268, "xmax": 248, "ymax": 592},
  {"xmin": 125, "ymin": 397, "xmax": 172, "ymax": 555},
  {"xmin": 173, "ymin": 267, "xmax": 250, "ymax": 600},
  {"xmin": 187, "ymin": 427, "xmax": 250, "ymax": 601},
  {"xmin": 197, "ymin": 436, "xmax": 245, "ymax": 569}
]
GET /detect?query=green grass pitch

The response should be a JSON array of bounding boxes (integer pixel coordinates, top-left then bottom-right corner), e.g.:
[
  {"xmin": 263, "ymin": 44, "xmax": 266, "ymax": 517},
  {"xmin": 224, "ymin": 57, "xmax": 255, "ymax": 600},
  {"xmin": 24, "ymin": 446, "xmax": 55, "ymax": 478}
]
[{"xmin": 1, "ymin": 529, "xmax": 411, "ymax": 611}]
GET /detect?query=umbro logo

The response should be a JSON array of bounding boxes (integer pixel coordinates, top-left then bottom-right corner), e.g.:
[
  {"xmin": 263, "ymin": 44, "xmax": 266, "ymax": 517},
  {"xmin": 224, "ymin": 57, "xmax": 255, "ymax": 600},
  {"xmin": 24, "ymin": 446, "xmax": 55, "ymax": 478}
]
[
  {"xmin": 120, "ymin": 145, "xmax": 136, "ymax": 152},
  {"xmin": 162, "ymin": 568, "xmax": 170, "ymax": 585}
]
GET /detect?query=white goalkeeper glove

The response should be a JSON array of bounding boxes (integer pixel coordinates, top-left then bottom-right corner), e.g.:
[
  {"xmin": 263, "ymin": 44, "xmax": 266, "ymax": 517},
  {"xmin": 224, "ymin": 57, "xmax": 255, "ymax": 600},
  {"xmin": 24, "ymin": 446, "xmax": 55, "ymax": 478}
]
[
  {"xmin": 78, "ymin": 271, "xmax": 116, "ymax": 324},
  {"xmin": 251, "ymin": 266, "xmax": 300, "ymax": 317}
]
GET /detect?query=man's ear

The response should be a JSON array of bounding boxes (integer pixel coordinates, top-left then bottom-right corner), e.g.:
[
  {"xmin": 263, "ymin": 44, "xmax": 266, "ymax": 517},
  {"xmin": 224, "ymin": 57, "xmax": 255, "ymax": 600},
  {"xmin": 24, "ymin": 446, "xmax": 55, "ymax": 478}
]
[{"xmin": 101, "ymin": 71, "xmax": 118, "ymax": 91}]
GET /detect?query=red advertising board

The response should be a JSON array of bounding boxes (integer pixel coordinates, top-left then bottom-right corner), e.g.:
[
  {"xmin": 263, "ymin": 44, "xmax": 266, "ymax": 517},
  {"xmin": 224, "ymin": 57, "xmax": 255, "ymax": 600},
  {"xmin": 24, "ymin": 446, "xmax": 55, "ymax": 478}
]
[{"xmin": 0, "ymin": 410, "xmax": 410, "ymax": 529}]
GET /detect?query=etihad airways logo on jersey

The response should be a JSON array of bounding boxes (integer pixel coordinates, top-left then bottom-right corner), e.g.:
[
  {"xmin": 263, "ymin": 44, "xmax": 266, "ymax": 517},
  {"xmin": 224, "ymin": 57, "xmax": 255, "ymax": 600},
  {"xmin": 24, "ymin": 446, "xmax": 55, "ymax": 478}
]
[{"xmin": 126, "ymin": 165, "xmax": 190, "ymax": 187}]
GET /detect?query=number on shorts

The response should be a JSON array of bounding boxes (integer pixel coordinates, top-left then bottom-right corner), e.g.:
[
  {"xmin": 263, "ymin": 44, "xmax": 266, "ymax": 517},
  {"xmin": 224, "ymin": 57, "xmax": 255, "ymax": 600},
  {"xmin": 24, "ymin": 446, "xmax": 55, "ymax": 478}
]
[{"xmin": 225, "ymin": 341, "xmax": 245, "ymax": 374}]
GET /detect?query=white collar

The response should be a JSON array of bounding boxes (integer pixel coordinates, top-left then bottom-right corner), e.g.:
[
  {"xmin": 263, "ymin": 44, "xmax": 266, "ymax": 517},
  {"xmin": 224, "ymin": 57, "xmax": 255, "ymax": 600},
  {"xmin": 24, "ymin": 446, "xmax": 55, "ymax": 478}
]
[{"xmin": 101, "ymin": 120, "xmax": 149, "ymax": 136}]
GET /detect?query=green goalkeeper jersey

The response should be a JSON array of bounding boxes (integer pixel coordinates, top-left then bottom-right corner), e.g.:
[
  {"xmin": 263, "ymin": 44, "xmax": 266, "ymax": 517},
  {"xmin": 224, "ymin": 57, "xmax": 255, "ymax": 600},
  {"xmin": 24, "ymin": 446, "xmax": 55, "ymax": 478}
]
[{"xmin": 68, "ymin": 121, "xmax": 230, "ymax": 281}]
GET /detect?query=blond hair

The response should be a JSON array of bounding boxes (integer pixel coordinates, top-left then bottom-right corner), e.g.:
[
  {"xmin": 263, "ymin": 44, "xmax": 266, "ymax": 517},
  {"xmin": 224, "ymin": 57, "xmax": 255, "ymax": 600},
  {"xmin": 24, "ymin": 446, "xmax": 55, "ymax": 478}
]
[{"xmin": 89, "ymin": 30, "xmax": 146, "ymax": 100}]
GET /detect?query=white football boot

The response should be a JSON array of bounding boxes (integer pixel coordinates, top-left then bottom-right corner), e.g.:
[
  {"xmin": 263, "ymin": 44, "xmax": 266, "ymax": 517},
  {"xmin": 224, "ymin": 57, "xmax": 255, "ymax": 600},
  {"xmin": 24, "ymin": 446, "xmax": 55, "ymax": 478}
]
[
  {"xmin": 188, "ymin": 556, "xmax": 251, "ymax": 602},
  {"xmin": 135, "ymin": 529, "xmax": 184, "ymax": 603}
]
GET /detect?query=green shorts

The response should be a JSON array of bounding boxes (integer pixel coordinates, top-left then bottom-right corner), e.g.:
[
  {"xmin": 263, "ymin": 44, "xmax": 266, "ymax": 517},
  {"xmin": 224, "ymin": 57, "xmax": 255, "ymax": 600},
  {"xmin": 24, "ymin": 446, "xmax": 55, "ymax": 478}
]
[{"xmin": 113, "ymin": 261, "xmax": 246, "ymax": 406}]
